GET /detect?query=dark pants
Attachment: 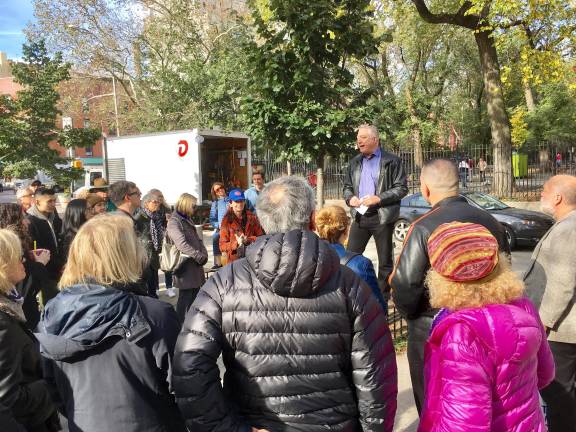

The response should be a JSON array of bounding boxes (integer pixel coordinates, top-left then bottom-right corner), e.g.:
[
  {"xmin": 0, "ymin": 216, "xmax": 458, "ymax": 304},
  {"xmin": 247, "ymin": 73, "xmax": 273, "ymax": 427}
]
[
  {"xmin": 347, "ymin": 212, "xmax": 394, "ymax": 298},
  {"xmin": 176, "ymin": 288, "xmax": 200, "ymax": 324},
  {"xmin": 541, "ymin": 341, "xmax": 576, "ymax": 432},
  {"xmin": 479, "ymin": 170, "xmax": 486, "ymax": 182},
  {"xmin": 164, "ymin": 271, "xmax": 173, "ymax": 289},
  {"xmin": 459, "ymin": 170, "xmax": 467, "ymax": 188},
  {"xmin": 407, "ymin": 315, "xmax": 433, "ymax": 416},
  {"xmin": 212, "ymin": 230, "xmax": 221, "ymax": 258},
  {"xmin": 145, "ymin": 267, "xmax": 159, "ymax": 299}
]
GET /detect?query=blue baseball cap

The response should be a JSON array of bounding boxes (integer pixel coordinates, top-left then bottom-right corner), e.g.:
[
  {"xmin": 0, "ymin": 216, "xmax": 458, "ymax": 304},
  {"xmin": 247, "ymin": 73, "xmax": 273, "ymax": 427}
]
[{"xmin": 228, "ymin": 189, "xmax": 245, "ymax": 202}]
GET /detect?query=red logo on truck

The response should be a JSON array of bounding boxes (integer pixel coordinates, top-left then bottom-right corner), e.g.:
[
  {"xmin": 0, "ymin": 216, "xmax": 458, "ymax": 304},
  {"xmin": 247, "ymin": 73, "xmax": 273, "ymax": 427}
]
[{"xmin": 178, "ymin": 140, "xmax": 189, "ymax": 157}]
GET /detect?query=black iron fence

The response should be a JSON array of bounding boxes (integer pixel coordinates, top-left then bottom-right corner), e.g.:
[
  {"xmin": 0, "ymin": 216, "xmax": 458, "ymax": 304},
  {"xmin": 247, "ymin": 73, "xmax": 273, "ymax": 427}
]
[
  {"xmin": 252, "ymin": 152, "xmax": 352, "ymax": 199},
  {"xmin": 254, "ymin": 141, "xmax": 576, "ymax": 201},
  {"xmin": 388, "ymin": 304, "xmax": 408, "ymax": 345}
]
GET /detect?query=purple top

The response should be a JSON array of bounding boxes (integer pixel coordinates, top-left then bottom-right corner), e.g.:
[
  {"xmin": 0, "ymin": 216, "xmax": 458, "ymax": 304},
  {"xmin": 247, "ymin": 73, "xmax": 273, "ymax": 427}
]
[{"xmin": 358, "ymin": 147, "xmax": 381, "ymax": 199}]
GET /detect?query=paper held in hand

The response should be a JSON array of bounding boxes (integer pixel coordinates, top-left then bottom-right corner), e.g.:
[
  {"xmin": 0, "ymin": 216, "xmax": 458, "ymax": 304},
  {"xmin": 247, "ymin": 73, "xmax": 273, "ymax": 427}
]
[{"xmin": 356, "ymin": 196, "xmax": 370, "ymax": 215}]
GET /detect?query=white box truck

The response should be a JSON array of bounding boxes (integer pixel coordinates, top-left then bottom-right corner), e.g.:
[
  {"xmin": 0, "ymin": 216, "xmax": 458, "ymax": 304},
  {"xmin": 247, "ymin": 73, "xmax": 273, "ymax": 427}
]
[{"xmin": 104, "ymin": 129, "xmax": 252, "ymax": 205}]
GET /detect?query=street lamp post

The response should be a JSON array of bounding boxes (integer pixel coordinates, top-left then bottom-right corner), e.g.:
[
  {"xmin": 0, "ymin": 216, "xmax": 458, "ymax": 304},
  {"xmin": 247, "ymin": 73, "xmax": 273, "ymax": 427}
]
[{"xmin": 83, "ymin": 76, "xmax": 120, "ymax": 136}]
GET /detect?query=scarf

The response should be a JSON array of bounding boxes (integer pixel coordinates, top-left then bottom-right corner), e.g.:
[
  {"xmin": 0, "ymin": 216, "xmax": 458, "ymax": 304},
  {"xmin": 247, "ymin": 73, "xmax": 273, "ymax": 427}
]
[
  {"xmin": 430, "ymin": 308, "xmax": 451, "ymax": 335},
  {"xmin": 0, "ymin": 289, "xmax": 26, "ymax": 322},
  {"xmin": 144, "ymin": 208, "xmax": 165, "ymax": 251}
]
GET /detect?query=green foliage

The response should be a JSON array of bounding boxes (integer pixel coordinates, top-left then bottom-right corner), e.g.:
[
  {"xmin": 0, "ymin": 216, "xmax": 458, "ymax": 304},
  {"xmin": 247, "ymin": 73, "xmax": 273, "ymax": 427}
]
[
  {"xmin": 125, "ymin": 1, "xmax": 252, "ymax": 132},
  {"xmin": 243, "ymin": 0, "xmax": 380, "ymax": 161},
  {"xmin": 527, "ymin": 83, "xmax": 576, "ymax": 143},
  {"xmin": 0, "ymin": 39, "xmax": 100, "ymax": 181}
]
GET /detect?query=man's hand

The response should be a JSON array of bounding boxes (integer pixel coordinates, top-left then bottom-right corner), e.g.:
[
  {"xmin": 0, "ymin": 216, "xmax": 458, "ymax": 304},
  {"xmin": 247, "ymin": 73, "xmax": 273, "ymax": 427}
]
[
  {"xmin": 349, "ymin": 196, "xmax": 361, "ymax": 207},
  {"xmin": 361, "ymin": 195, "xmax": 381, "ymax": 207}
]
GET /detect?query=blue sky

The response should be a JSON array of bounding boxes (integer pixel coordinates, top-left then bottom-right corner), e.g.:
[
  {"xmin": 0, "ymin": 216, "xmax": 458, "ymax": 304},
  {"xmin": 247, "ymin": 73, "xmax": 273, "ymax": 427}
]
[{"xmin": 0, "ymin": 0, "xmax": 34, "ymax": 59}]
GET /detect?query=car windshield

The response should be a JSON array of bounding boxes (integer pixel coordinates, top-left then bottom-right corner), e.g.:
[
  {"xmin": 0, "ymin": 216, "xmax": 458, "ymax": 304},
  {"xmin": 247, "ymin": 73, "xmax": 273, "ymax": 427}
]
[{"xmin": 465, "ymin": 192, "xmax": 509, "ymax": 210}]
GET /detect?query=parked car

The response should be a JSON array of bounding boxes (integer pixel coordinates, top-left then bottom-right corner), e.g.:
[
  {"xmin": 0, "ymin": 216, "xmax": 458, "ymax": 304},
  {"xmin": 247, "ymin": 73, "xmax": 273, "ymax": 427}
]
[{"xmin": 394, "ymin": 191, "xmax": 554, "ymax": 249}]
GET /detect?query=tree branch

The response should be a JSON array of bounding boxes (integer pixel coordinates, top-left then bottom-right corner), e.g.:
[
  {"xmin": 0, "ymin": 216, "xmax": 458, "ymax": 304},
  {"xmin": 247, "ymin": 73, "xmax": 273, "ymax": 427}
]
[{"xmin": 411, "ymin": 0, "xmax": 478, "ymax": 30}]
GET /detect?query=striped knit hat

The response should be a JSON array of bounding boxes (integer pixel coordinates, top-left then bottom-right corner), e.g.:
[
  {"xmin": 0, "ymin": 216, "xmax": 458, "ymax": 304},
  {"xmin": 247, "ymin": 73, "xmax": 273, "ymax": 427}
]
[{"xmin": 428, "ymin": 222, "xmax": 499, "ymax": 282}]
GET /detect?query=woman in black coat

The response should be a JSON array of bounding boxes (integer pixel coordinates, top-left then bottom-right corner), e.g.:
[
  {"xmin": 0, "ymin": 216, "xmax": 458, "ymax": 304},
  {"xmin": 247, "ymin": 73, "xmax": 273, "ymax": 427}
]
[
  {"xmin": 0, "ymin": 228, "xmax": 58, "ymax": 431},
  {"xmin": 134, "ymin": 190, "xmax": 166, "ymax": 298}
]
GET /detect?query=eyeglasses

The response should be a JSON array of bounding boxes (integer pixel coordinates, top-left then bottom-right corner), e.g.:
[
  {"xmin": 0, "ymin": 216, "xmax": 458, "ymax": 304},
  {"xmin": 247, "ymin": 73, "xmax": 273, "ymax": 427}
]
[
  {"xmin": 127, "ymin": 191, "xmax": 142, "ymax": 197},
  {"xmin": 215, "ymin": 186, "xmax": 225, "ymax": 192}
]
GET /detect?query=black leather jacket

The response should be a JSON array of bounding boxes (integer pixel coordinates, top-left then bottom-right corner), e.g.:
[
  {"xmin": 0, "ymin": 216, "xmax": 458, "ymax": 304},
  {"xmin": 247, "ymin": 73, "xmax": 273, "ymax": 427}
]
[
  {"xmin": 390, "ymin": 196, "xmax": 510, "ymax": 320},
  {"xmin": 343, "ymin": 150, "xmax": 408, "ymax": 224}
]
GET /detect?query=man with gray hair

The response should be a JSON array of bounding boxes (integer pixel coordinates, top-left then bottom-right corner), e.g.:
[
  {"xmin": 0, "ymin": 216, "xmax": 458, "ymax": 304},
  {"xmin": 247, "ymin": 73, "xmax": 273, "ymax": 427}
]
[
  {"xmin": 173, "ymin": 175, "xmax": 397, "ymax": 432},
  {"xmin": 343, "ymin": 124, "xmax": 408, "ymax": 304},
  {"xmin": 524, "ymin": 174, "xmax": 576, "ymax": 432}
]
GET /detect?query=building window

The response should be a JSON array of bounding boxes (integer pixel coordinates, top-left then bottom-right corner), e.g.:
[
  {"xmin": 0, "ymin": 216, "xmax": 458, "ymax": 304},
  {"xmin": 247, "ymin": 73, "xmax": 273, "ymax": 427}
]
[
  {"xmin": 85, "ymin": 146, "xmax": 93, "ymax": 156},
  {"xmin": 83, "ymin": 118, "xmax": 91, "ymax": 128}
]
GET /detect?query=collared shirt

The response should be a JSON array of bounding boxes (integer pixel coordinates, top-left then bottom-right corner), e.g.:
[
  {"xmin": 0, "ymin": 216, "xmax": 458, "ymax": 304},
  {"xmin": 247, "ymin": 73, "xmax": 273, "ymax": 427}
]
[
  {"xmin": 358, "ymin": 147, "xmax": 381, "ymax": 198},
  {"xmin": 244, "ymin": 186, "xmax": 262, "ymax": 214}
]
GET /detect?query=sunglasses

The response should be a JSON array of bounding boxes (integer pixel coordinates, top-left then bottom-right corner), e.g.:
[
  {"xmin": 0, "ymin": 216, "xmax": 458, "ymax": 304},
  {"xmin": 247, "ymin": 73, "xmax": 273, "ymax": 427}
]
[{"xmin": 127, "ymin": 191, "xmax": 142, "ymax": 197}]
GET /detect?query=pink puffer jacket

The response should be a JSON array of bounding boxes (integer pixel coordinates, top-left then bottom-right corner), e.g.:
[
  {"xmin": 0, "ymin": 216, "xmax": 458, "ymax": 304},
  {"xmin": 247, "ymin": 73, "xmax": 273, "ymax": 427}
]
[{"xmin": 418, "ymin": 297, "xmax": 554, "ymax": 432}]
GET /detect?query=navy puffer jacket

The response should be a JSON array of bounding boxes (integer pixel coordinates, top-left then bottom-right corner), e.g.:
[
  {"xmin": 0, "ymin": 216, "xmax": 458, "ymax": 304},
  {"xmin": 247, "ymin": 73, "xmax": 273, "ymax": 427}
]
[{"xmin": 173, "ymin": 229, "xmax": 397, "ymax": 432}]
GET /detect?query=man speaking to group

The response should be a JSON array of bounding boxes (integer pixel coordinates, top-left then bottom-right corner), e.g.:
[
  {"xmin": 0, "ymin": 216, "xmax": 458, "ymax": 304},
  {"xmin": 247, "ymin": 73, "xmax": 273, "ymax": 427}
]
[{"xmin": 343, "ymin": 124, "xmax": 408, "ymax": 305}]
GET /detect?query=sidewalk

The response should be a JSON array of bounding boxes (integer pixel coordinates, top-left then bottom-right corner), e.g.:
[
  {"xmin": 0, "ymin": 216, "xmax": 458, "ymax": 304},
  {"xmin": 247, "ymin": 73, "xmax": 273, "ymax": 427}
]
[{"xmin": 395, "ymin": 353, "xmax": 418, "ymax": 432}]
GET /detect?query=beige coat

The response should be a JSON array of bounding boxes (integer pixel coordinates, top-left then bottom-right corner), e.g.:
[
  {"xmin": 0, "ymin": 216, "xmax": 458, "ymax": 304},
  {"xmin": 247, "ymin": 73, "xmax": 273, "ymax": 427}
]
[{"xmin": 523, "ymin": 209, "xmax": 576, "ymax": 343}]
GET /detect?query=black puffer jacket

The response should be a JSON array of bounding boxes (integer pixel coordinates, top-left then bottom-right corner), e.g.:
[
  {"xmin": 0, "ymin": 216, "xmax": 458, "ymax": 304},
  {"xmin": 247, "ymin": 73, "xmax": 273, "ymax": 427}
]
[
  {"xmin": 173, "ymin": 229, "xmax": 397, "ymax": 432},
  {"xmin": 37, "ymin": 284, "xmax": 186, "ymax": 432}
]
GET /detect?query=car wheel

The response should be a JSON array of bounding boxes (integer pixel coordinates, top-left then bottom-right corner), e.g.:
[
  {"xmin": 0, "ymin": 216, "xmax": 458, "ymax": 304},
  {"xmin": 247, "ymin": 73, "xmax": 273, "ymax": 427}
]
[
  {"xmin": 394, "ymin": 219, "xmax": 411, "ymax": 243},
  {"xmin": 504, "ymin": 225, "xmax": 516, "ymax": 250}
]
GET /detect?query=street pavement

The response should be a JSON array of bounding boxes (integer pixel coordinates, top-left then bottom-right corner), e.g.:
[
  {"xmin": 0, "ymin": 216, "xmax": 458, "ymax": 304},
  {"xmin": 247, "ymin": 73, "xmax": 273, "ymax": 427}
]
[
  {"xmin": 0, "ymin": 189, "xmax": 534, "ymax": 431},
  {"xmin": 0, "ymin": 189, "xmax": 17, "ymax": 204}
]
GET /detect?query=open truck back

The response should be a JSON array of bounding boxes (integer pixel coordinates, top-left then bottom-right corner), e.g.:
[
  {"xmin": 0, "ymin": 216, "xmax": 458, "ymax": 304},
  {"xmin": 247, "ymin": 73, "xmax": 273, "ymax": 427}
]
[{"xmin": 104, "ymin": 129, "xmax": 251, "ymax": 205}]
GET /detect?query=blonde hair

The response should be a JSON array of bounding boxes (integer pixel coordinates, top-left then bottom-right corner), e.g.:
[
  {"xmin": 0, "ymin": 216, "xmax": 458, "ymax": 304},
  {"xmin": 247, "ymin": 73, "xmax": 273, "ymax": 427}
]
[
  {"xmin": 0, "ymin": 229, "xmax": 23, "ymax": 294},
  {"xmin": 175, "ymin": 193, "xmax": 197, "ymax": 217},
  {"xmin": 316, "ymin": 205, "xmax": 350, "ymax": 243},
  {"xmin": 427, "ymin": 253, "xmax": 524, "ymax": 311},
  {"xmin": 59, "ymin": 214, "xmax": 147, "ymax": 288}
]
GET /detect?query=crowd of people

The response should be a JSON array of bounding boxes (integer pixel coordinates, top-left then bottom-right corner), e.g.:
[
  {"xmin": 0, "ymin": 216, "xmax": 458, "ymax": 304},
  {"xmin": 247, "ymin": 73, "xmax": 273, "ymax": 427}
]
[{"xmin": 0, "ymin": 124, "xmax": 574, "ymax": 432}]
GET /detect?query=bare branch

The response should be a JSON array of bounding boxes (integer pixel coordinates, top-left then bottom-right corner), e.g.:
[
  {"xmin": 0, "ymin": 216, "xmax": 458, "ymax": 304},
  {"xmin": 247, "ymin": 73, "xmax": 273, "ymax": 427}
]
[{"xmin": 411, "ymin": 0, "xmax": 478, "ymax": 29}]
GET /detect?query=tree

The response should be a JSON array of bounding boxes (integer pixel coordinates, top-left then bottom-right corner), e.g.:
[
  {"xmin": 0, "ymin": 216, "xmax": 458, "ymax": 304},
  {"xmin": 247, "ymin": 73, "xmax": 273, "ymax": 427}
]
[
  {"xmin": 30, "ymin": 0, "xmax": 253, "ymax": 134},
  {"xmin": 0, "ymin": 40, "xmax": 100, "ymax": 185},
  {"xmin": 243, "ymin": 0, "xmax": 380, "ymax": 207},
  {"xmin": 406, "ymin": 0, "xmax": 513, "ymax": 196},
  {"xmin": 407, "ymin": 0, "xmax": 576, "ymax": 197}
]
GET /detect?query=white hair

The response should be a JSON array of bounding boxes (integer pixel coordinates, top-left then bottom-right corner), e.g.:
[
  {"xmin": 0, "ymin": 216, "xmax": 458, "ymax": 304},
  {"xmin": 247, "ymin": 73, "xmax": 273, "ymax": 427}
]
[
  {"xmin": 257, "ymin": 176, "xmax": 315, "ymax": 234},
  {"xmin": 357, "ymin": 124, "xmax": 379, "ymax": 140}
]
